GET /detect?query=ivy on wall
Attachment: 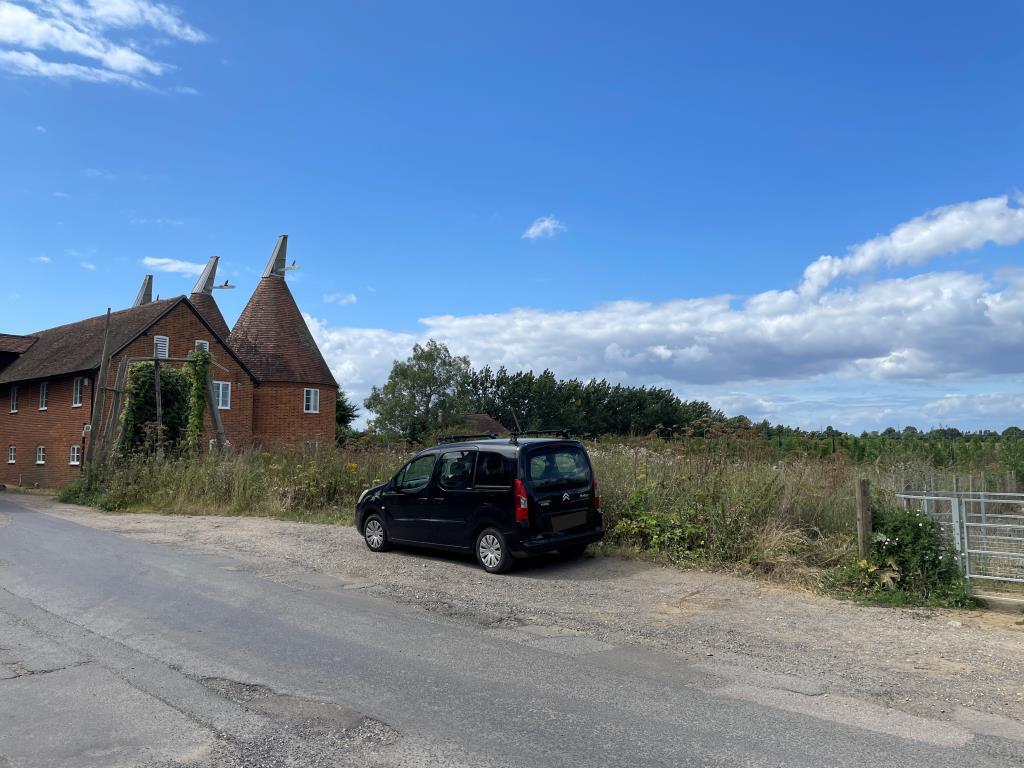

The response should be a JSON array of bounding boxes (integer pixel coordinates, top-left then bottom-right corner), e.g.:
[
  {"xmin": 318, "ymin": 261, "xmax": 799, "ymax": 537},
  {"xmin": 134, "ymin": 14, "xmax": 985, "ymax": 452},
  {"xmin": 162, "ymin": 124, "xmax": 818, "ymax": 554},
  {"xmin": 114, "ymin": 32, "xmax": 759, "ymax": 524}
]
[
  {"xmin": 120, "ymin": 362, "xmax": 190, "ymax": 451},
  {"xmin": 183, "ymin": 349, "xmax": 212, "ymax": 452}
]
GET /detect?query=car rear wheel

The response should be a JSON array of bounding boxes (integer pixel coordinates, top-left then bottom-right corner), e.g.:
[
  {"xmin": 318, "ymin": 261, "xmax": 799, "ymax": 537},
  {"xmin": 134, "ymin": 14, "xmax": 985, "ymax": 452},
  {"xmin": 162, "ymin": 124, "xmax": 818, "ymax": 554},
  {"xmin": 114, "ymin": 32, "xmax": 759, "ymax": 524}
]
[
  {"xmin": 476, "ymin": 527, "xmax": 513, "ymax": 574},
  {"xmin": 363, "ymin": 514, "xmax": 390, "ymax": 552}
]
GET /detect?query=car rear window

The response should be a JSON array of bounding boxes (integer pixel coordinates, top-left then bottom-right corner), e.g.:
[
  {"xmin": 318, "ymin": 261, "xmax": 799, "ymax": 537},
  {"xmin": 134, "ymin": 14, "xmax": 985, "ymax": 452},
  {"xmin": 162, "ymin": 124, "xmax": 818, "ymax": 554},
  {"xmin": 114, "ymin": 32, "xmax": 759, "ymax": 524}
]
[
  {"xmin": 474, "ymin": 451, "xmax": 512, "ymax": 487},
  {"xmin": 524, "ymin": 445, "xmax": 592, "ymax": 489}
]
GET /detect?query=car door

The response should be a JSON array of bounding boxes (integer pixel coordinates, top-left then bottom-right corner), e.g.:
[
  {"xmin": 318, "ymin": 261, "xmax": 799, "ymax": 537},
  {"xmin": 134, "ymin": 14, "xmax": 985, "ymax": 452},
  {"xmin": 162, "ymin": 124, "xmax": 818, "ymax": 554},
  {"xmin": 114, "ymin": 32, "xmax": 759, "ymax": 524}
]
[
  {"xmin": 383, "ymin": 454, "xmax": 437, "ymax": 541},
  {"xmin": 427, "ymin": 449, "xmax": 478, "ymax": 547}
]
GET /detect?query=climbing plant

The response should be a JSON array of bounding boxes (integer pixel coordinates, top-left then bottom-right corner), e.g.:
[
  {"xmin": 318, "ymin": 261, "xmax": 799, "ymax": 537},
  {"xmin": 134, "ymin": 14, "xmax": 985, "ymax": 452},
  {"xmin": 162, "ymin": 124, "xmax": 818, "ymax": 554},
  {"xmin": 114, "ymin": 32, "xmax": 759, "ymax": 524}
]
[
  {"xmin": 119, "ymin": 362, "xmax": 190, "ymax": 451},
  {"xmin": 183, "ymin": 349, "xmax": 212, "ymax": 452}
]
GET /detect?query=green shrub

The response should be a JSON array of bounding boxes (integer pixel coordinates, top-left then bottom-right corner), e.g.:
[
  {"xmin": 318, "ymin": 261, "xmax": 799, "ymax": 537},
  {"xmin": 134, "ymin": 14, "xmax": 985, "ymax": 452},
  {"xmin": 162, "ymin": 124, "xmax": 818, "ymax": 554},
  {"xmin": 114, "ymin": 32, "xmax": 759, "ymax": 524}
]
[{"xmin": 823, "ymin": 505, "xmax": 977, "ymax": 607}]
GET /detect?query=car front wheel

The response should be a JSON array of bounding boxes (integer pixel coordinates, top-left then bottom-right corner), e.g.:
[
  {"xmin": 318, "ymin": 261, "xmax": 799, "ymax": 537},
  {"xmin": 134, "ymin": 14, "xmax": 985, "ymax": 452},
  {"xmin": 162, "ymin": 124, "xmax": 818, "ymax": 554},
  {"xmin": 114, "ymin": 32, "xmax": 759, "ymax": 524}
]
[
  {"xmin": 475, "ymin": 527, "xmax": 513, "ymax": 574},
  {"xmin": 363, "ymin": 514, "xmax": 390, "ymax": 552}
]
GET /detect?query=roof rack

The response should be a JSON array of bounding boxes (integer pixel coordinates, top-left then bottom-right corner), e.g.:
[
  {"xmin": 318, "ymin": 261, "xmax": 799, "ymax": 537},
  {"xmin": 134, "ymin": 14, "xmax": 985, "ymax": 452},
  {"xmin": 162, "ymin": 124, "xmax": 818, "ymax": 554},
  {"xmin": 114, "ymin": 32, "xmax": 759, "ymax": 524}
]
[
  {"xmin": 438, "ymin": 432, "xmax": 499, "ymax": 444},
  {"xmin": 509, "ymin": 429, "xmax": 571, "ymax": 444}
]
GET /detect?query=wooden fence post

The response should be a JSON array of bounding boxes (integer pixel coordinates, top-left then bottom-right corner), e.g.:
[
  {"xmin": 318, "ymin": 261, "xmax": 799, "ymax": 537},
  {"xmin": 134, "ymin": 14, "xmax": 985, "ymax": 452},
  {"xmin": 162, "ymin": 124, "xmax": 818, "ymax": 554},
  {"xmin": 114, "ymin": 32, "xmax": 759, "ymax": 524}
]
[
  {"xmin": 205, "ymin": 379, "xmax": 227, "ymax": 450},
  {"xmin": 856, "ymin": 478, "xmax": 872, "ymax": 560},
  {"xmin": 84, "ymin": 308, "xmax": 111, "ymax": 466}
]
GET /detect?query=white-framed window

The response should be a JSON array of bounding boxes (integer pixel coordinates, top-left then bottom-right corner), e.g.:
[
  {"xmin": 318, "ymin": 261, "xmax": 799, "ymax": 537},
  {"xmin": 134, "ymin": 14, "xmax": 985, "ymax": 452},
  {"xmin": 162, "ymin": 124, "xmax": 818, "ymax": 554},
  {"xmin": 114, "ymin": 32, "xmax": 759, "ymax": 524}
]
[
  {"xmin": 7, "ymin": 445, "xmax": 14, "ymax": 464},
  {"xmin": 303, "ymin": 388, "xmax": 320, "ymax": 414},
  {"xmin": 72, "ymin": 377, "xmax": 84, "ymax": 408},
  {"xmin": 9, "ymin": 385, "xmax": 17, "ymax": 413},
  {"xmin": 69, "ymin": 444, "xmax": 82, "ymax": 466},
  {"xmin": 154, "ymin": 335, "xmax": 169, "ymax": 359},
  {"xmin": 213, "ymin": 381, "xmax": 231, "ymax": 410},
  {"xmin": 39, "ymin": 381, "xmax": 48, "ymax": 410},
  {"xmin": 195, "ymin": 339, "xmax": 209, "ymax": 352},
  {"xmin": 35, "ymin": 445, "xmax": 46, "ymax": 465}
]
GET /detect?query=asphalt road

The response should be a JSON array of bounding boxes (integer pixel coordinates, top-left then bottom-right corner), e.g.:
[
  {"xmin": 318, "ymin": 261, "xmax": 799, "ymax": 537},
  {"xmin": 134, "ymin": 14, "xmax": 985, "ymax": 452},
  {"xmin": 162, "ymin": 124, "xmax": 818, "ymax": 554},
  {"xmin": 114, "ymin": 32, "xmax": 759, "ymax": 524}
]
[{"xmin": 1, "ymin": 495, "xmax": 1022, "ymax": 768}]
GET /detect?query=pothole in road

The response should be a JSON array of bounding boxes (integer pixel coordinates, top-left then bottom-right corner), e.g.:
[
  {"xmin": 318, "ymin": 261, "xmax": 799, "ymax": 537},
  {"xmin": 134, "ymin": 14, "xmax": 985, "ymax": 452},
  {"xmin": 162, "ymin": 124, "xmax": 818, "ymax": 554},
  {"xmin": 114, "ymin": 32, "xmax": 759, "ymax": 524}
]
[{"xmin": 188, "ymin": 677, "xmax": 399, "ymax": 767}]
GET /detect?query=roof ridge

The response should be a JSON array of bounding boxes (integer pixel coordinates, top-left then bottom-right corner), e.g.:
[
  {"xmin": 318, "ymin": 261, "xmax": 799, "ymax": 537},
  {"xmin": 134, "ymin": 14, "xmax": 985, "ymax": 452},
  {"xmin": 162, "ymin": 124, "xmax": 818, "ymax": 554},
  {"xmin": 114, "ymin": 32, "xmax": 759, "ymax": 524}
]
[{"xmin": 27, "ymin": 296, "xmax": 182, "ymax": 337}]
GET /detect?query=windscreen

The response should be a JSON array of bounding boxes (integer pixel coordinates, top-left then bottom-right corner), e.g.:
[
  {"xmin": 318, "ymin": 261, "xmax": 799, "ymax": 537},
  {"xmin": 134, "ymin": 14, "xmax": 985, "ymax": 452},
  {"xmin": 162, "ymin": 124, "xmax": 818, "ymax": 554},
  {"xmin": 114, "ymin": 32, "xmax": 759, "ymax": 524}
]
[{"xmin": 524, "ymin": 445, "xmax": 592, "ymax": 490}]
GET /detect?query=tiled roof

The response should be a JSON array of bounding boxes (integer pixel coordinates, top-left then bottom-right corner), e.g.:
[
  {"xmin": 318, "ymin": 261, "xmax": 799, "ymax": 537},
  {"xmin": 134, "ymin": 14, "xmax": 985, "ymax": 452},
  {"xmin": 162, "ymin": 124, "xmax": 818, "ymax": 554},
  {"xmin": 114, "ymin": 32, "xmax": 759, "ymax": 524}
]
[
  {"xmin": 189, "ymin": 292, "xmax": 230, "ymax": 340},
  {"xmin": 228, "ymin": 277, "xmax": 337, "ymax": 386},
  {"xmin": 462, "ymin": 414, "xmax": 509, "ymax": 435},
  {"xmin": 0, "ymin": 334, "xmax": 38, "ymax": 355},
  {"xmin": 0, "ymin": 299, "xmax": 180, "ymax": 385}
]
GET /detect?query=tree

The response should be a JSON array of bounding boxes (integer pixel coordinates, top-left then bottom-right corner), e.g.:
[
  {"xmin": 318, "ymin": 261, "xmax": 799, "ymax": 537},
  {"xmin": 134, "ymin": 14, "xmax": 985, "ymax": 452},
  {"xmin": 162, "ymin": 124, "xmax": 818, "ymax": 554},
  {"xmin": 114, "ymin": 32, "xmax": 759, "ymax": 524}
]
[
  {"xmin": 335, "ymin": 387, "xmax": 360, "ymax": 442},
  {"xmin": 364, "ymin": 340, "xmax": 473, "ymax": 441}
]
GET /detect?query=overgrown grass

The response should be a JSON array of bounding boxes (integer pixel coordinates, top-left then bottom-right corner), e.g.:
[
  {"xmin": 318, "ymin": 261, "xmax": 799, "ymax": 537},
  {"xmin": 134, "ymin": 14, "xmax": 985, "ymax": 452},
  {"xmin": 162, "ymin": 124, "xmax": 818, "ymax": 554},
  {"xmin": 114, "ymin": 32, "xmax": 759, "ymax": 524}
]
[
  {"xmin": 60, "ymin": 445, "xmax": 405, "ymax": 524},
  {"xmin": 60, "ymin": 439, "xmax": 982, "ymax": 605}
]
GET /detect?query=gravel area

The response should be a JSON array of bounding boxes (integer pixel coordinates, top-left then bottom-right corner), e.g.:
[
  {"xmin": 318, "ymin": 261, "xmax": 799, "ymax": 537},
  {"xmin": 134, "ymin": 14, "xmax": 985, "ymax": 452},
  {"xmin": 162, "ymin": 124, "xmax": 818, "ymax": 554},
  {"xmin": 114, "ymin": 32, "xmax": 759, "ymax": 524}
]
[{"xmin": 12, "ymin": 492, "xmax": 1024, "ymax": 725}]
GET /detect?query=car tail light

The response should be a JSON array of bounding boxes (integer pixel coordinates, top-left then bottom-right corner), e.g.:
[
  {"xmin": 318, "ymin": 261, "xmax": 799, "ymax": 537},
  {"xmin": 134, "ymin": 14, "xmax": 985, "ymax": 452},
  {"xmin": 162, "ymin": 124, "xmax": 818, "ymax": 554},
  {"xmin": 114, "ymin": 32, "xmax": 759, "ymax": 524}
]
[
  {"xmin": 514, "ymin": 479, "xmax": 529, "ymax": 523},
  {"xmin": 593, "ymin": 473, "xmax": 601, "ymax": 511}
]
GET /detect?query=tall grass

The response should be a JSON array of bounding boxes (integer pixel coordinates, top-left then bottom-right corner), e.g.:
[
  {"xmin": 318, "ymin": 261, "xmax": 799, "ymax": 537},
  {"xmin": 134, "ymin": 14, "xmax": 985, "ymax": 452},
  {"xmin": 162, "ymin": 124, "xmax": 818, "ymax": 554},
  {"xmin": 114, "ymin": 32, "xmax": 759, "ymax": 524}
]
[
  {"xmin": 59, "ymin": 439, "xmax": 986, "ymax": 585},
  {"xmin": 61, "ymin": 445, "xmax": 405, "ymax": 524}
]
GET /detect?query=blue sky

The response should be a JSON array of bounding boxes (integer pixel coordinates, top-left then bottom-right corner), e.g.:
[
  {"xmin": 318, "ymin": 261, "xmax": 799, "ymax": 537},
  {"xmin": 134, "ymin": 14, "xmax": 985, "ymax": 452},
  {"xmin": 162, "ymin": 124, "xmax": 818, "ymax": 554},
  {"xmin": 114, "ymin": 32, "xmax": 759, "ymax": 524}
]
[{"xmin": 2, "ymin": 1, "xmax": 1023, "ymax": 431}]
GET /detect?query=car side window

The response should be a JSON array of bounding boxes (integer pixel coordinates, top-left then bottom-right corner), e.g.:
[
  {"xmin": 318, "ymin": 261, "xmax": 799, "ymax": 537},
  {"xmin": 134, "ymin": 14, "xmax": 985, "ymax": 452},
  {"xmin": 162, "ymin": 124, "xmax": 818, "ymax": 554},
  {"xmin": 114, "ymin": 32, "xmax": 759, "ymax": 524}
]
[
  {"xmin": 398, "ymin": 454, "xmax": 436, "ymax": 491},
  {"xmin": 439, "ymin": 450, "xmax": 476, "ymax": 491},
  {"xmin": 474, "ymin": 451, "xmax": 512, "ymax": 487}
]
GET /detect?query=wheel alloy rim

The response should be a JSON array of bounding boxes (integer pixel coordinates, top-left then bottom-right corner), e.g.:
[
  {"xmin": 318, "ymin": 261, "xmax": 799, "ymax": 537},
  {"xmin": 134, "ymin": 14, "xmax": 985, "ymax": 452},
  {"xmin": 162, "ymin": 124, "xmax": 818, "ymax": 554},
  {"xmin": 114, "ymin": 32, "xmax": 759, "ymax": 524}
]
[
  {"xmin": 479, "ymin": 534, "xmax": 501, "ymax": 568},
  {"xmin": 366, "ymin": 520, "xmax": 384, "ymax": 549}
]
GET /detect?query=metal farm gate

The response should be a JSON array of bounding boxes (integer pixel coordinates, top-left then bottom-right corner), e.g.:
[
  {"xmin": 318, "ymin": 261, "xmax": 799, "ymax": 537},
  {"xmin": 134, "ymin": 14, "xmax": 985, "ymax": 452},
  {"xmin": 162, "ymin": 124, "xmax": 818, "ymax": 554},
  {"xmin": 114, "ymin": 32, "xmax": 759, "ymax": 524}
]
[{"xmin": 896, "ymin": 490, "xmax": 1024, "ymax": 596}]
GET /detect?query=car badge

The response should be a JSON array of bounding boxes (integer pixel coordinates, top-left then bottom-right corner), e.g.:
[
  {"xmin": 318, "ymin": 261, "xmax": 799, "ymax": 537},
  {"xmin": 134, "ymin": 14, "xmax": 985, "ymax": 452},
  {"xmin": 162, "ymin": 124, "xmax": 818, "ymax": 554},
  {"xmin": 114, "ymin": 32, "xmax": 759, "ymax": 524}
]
[{"xmin": 562, "ymin": 492, "xmax": 571, "ymax": 502}]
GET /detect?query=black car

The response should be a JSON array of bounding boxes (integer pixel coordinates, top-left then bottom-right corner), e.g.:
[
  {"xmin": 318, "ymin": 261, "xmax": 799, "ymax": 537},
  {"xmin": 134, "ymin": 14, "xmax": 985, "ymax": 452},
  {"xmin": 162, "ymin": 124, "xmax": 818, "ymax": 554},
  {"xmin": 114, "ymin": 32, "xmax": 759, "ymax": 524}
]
[{"xmin": 355, "ymin": 433, "xmax": 604, "ymax": 573}]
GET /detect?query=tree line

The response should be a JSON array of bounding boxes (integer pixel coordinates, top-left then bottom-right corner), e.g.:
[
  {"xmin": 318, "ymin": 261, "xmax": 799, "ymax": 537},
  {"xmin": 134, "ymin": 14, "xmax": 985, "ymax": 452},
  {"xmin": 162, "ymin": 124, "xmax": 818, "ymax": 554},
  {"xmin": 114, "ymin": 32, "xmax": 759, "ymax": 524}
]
[
  {"xmin": 352, "ymin": 340, "xmax": 723, "ymax": 442},
  {"xmin": 339, "ymin": 340, "xmax": 1024, "ymax": 453}
]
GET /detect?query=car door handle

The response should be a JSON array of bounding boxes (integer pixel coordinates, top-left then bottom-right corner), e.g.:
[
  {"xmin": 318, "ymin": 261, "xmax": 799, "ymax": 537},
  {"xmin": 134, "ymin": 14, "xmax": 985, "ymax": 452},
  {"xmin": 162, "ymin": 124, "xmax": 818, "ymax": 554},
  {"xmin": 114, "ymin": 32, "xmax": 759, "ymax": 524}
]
[
  {"xmin": 416, "ymin": 498, "xmax": 428, "ymax": 504},
  {"xmin": 432, "ymin": 498, "xmax": 443, "ymax": 505}
]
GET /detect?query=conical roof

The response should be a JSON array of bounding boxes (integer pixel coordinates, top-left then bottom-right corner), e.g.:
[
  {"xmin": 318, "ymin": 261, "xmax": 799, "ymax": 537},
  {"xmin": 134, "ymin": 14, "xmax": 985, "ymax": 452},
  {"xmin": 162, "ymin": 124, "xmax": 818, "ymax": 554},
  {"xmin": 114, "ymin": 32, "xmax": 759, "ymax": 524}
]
[
  {"xmin": 189, "ymin": 256, "xmax": 230, "ymax": 339},
  {"xmin": 189, "ymin": 292, "xmax": 230, "ymax": 339},
  {"xmin": 228, "ymin": 237, "xmax": 337, "ymax": 386}
]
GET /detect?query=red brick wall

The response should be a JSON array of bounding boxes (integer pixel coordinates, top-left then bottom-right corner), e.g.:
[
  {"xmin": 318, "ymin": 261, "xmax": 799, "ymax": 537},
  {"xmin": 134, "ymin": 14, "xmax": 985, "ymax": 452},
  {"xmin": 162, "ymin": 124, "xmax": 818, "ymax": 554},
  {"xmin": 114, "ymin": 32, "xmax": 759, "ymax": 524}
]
[
  {"xmin": 101, "ymin": 301, "xmax": 255, "ymax": 449},
  {"xmin": 0, "ymin": 301, "xmax": 258, "ymax": 488},
  {"xmin": 252, "ymin": 382, "xmax": 336, "ymax": 447},
  {"xmin": 0, "ymin": 375, "xmax": 91, "ymax": 488},
  {"xmin": 0, "ymin": 300, "xmax": 337, "ymax": 487}
]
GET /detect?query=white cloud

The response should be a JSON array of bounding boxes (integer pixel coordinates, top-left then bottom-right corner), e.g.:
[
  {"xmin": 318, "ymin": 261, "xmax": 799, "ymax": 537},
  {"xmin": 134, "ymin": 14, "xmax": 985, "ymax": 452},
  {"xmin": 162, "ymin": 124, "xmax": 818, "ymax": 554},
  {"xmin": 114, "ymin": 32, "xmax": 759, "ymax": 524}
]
[
  {"xmin": 306, "ymin": 193, "xmax": 1024, "ymax": 431},
  {"xmin": 83, "ymin": 166, "xmax": 114, "ymax": 179},
  {"xmin": 924, "ymin": 393, "xmax": 1024, "ymax": 421},
  {"xmin": 51, "ymin": 190, "xmax": 70, "ymax": 197},
  {"xmin": 522, "ymin": 215, "xmax": 567, "ymax": 240},
  {"xmin": 80, "ymin": 261, "xmax": 95, "ymax": 270},
  {"xmin": 800, "ymin": 194, "xmax": 1024, "ymax": 295},
  {"xmin": 52, "ymin": 0, "xmax": 207, "ymax": 43},
  {"xmin": 173, "ymin": 84, "xmax": 197, "ymax": 95},
  {"xmin": 142, "ymin": 256, "xmax": 203, "ymax": 276},
  {"xmin": 33, "ymin": 124, "xmax": 46, "ymax": 132},
  {"xmin": 32, "ymin": 255, "xmax": 51, "ymax": 262},
  {"xmin": 0, "ymin": 0, "xmax": 205, "ymax": 87},
  {"xmin": 323, "ymin": 292, "xmax": 357, "ymax": 305}
]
